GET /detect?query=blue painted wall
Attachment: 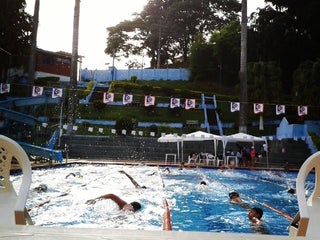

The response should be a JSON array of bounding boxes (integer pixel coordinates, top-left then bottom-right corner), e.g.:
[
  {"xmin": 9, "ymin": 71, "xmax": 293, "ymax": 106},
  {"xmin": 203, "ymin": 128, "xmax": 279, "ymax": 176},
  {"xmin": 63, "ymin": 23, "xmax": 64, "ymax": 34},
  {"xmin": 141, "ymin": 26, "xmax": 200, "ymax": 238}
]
[{"xmin": 81, "ymin": 67, "xmax": 190, "ymax": 82}]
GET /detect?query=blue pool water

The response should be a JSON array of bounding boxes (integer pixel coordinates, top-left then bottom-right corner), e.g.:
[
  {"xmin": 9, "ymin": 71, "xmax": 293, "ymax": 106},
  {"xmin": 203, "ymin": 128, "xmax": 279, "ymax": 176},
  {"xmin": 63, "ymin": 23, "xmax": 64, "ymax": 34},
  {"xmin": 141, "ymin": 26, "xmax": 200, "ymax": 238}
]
[{"xmin": 12, "ymin": 164, "xmax": 315, "ymax": 235}]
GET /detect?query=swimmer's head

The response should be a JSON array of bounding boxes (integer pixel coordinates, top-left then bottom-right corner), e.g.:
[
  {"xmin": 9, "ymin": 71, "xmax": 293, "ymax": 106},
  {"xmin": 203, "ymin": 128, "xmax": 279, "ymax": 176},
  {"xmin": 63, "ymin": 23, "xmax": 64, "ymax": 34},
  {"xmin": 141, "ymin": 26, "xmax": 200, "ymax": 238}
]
[
  {"xmin": 129, "ymin": 201, "xmax": 142, "ymax": 212},
  {"xmin": 249, "ymin": 207, "xmax": 263, "ymax": 220},
  {"xmin": 288, "ymin": 188, "xmax": 296, "ymax": 194},
  {"xmin": 200, "ymin": 181, "xmax": 207, "ymax": 185},
  {"xmin": 229, "ymin": 191, "xmax": 239, "ymax": 200}
]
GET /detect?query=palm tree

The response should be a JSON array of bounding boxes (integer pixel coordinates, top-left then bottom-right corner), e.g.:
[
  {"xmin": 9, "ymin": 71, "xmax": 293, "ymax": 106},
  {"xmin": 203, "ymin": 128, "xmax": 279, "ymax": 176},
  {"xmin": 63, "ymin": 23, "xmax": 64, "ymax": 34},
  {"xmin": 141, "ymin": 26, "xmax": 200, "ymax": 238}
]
[
  {"xmin": 239, "ymin": 0, "xmax": 248, "ymax": 133},
  {"xmin": 67, "ymin": 0, "xmax": 80, "ymax": 134}
]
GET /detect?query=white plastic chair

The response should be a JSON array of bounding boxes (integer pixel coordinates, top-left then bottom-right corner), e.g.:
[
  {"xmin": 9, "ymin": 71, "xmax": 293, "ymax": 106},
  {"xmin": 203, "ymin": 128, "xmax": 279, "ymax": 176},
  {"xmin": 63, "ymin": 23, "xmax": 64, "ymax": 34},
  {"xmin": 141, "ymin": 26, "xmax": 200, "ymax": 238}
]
[
  {"xmin": 0, "ymin": 135, "xmax": 32, "ymax": 225},
  {"xmin": 289, "ymin": 151, "xmax": 320, "ymax": 237}
]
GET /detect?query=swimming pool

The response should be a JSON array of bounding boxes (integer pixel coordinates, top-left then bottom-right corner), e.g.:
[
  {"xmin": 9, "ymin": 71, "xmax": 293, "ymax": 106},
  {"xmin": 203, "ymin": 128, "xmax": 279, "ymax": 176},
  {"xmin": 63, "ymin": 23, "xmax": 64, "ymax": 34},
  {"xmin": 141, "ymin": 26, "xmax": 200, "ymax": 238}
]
[{"xmin": 12, "ymin": 164, "xmax": 315, "ymax": 235}]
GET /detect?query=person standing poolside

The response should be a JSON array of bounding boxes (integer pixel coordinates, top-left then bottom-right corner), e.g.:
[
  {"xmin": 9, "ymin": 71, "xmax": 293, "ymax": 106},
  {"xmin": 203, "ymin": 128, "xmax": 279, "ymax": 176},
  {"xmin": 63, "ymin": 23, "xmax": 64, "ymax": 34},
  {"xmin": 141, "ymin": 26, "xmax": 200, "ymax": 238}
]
[{"xmin": 85, "ymin": 193, "xmax": 141, "ymax": 212}]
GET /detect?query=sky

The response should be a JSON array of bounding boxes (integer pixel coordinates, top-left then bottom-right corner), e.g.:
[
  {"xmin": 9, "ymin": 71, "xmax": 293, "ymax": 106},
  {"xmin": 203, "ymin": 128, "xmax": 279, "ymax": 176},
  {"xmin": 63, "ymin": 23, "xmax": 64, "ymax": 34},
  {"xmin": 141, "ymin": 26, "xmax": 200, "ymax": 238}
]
[{"xmin": 25, "ymin": 0, "xmax": 266, "ymax": 70}]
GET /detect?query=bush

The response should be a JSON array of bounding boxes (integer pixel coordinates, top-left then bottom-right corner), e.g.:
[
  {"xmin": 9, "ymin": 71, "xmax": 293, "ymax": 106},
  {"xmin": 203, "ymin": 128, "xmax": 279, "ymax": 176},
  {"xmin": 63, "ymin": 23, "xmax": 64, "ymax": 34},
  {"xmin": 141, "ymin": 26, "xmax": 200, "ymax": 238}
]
[
  {"xmin": 161, "ymin": 86, "xmax": 175, "ymax": 96},
  {"xmin": 130, "ymin": 75, "xmax": 138, "ymax": 83},
  {"xmin": 149, "ymin": 124, "xmax": 158, "ymax": 136},
  {"xmin": 92, "ymin": 100, "xmax": 105, "ymax": 111},
  {"xmin": 115, "ymin": 117, "xmax": 134, "ymax": 135}
]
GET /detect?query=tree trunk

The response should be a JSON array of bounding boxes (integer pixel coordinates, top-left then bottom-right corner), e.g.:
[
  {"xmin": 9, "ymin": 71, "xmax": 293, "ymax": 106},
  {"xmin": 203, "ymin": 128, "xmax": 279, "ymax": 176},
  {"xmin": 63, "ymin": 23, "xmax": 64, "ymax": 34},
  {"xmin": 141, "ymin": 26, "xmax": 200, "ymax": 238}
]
[
  {"xmin": 239, "ymin": 0, "xmax": 248, "ymax": 133},
  {"xmin": 28, "ymin": 0, "xmax": 39, "ymax": 95},
  {"xmin": 67, "ymin": 0, "xmax": 80, "ymax": 134}
]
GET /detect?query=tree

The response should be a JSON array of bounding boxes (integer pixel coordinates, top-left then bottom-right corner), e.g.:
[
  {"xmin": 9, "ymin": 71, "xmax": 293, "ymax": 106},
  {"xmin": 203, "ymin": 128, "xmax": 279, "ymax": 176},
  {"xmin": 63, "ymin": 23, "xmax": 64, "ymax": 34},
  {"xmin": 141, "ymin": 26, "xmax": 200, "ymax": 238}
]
[
  {"xmin": 105, "ymin": 0, "xmax": 240, "ymax": 68},
  {"xmin": 239, "ymin": 0, "xmax": 248, "ymax": 133},
  {"xmin": 0, "ymin": 0, "xmax": 32, "ymax": 82}
]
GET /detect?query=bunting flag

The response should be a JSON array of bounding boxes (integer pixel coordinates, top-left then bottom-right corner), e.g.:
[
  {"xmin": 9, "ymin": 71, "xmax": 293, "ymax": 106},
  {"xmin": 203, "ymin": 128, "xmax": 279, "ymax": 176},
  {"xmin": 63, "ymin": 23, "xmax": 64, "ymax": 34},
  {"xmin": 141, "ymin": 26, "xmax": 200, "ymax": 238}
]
[
  {"xmin": 123, "ymin": 94, "xmax": 133, "ymax": 105},
  {"xmin": 230, "ymin": 102, "xmax": 240, "ymax": 112},
  {"xmin": 52, "ymin": 88, "xmax": 63, "ymax": 98},
  {"xmin": 253, "ymin": 103, "xmax": 264, "ymax": 114},
  {"xmin": 298, "ymin": 105, "xmax": 308, "ymax": 116},
  {"xmin": 185, "ymin": 98, "xmax": 196, "ymax": 110},
  {"xmin": 103, "ymin": 92, "xmax": 114, "ymax": 104},
  {"xmin": 276, "ymin": 104, "xmax": 285, "ymax": 115},
  {"xmin": 144, "ymin": 95, "xmax": 155, "ymax": 107},
  {"xmin": 0, "ymin": 83, "xmax": 10, "ymax": 94},
  {"xmin": 32, "ymin": 86, "xmax": 44, "ymax": 97},
  {"xmin": 170, "ymin": 97, "xmax": 180, "ymax": 108}
]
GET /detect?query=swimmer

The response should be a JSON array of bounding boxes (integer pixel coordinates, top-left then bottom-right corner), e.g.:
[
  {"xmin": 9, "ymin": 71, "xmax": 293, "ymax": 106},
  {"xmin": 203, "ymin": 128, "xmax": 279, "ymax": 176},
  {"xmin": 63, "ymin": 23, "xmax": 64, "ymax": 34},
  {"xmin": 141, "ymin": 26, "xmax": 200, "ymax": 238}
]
[
  {"xmin": 198, "ymin": 180, "xmax": 209, "ymax": 191},
  {"xmin": 65, "ymin": 172, "xmax": 83, "ymax": 179},
  {"xmin": 248, "ymin": 207, "xmax": 263, "ymax": 225},
  {"xmin": 33, "ymin": 184, "xmax": 48, "ymax": 193},
  {"xmin": 119, "ymin": 170, "xmax": 146, "ymax": 189},
  {"xmin": 288, "ymin": 188, "xmax": 296, "ymax": 195},
  {"xmin": 85, "ymin": 193, "xmax": 141, "ymax": 212},
  {"xmin": 163, "ymin": 167, "xmax": 171, "ymax": 173},
  {"xmin": 229, "ymin": 191, "xmax": 250, "ymax": 209}
]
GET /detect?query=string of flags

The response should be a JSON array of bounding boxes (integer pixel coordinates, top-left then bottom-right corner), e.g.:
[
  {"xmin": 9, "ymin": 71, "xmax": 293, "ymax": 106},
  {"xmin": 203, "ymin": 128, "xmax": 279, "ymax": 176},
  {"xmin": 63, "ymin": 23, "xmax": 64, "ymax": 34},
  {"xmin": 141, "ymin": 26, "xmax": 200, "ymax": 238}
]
[
  {"xmin": 103, "ymin": 92, "xmax": 196, "ymax": 110},
  {"xmin": 0, "ymin": 83, "xmax": 310, "ymax": 116},
  {"xmin": 231, "ymin": 102, "xmax": 308, "ymax": 116}
]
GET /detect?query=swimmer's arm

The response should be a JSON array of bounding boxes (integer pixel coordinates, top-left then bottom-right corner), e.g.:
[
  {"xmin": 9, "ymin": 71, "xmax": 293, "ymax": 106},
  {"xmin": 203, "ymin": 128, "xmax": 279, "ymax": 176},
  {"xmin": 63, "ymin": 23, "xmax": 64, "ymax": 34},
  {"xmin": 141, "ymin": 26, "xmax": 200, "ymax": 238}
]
[{"xmin": 86, "ymin": 194, "xmax": 127, "ymax": 209}]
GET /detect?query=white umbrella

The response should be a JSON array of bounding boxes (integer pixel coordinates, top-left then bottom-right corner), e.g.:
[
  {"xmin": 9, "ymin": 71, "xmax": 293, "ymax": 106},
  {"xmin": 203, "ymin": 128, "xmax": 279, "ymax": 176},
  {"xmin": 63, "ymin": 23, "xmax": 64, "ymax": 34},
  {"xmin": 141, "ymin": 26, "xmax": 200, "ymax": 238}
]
[{"xmin": 157, "ymin": 134, "xmax": 182, "ymax": 161}]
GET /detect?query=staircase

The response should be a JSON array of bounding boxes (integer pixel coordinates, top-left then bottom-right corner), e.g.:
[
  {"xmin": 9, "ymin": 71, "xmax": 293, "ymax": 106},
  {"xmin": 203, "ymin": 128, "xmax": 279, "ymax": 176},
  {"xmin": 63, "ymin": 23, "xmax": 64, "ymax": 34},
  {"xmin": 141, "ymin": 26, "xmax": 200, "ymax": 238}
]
[{"xmin": 201, "ymin": 94, "xmax": 223, "ymax": 135}]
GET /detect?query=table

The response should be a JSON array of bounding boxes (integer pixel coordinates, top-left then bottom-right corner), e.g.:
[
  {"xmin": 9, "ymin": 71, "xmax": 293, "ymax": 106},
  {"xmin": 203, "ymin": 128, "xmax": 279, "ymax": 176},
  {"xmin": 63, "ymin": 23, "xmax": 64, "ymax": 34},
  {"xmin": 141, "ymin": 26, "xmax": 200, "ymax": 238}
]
[{"xmin": 165, "ymin": 153, "xmax": 177, "ymax": 164}]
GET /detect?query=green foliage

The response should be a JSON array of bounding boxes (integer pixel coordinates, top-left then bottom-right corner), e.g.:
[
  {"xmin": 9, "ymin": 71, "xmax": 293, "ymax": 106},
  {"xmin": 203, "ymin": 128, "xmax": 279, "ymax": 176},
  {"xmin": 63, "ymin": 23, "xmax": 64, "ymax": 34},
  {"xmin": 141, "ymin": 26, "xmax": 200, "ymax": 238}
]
[
  {"xmin": 35, "ymin": 77, "xmax": 60, "ymax": 85},
  {"xmin": 92, "ymin": 100, "xmax": 105, "ymax": 111},
  {"xmin": 161, "ymin": 86, "xmax": 175, "ymax": 96},
  {"xmin": 141, "ymin": 85, "xmax": 153, "ymax": 95},
  {"xmin": 115, "ymin": 117, "xmax": 134, "ymax": 135},
  {"xmin": 149, "ymin": 124, "xmax": 158, "ymax": 136},
  {"xmin": 309, "ymin": 132, "xmax": 320, "ymax": 150},
  {"xmin": 247, "ymin": 61, "xmax": 282, "ymax": 103},
  {"xmin": 292, "ymin": 59, "xmax": 320, "ymax": 105},
  {"xmin": 130, "ymin": 75, "xmax": 138, "ymax": 83}
]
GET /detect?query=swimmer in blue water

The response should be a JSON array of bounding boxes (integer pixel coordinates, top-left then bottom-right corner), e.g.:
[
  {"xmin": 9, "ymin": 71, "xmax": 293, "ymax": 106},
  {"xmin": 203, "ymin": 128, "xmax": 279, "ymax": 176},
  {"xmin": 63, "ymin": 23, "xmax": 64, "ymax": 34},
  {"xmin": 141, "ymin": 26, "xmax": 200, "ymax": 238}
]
[
  {"xmin": 85, "ymin": 193, "xmax": 141, "ymax": 212},
  {"xmin": 34, "ymin": 184, "xmax": 48, "ymax": 193},
  {"xmin": 248, "ymin": 207, "xmax": 263, "ymax": 225},
  {"xmin": 229, "ymin": 191, "xmax": 250, "ymax": 209}
]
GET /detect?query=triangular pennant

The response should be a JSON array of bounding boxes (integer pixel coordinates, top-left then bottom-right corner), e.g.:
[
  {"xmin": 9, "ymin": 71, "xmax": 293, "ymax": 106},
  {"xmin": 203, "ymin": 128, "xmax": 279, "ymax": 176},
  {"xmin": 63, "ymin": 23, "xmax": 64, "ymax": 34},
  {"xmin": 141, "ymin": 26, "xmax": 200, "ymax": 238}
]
[{"xmin": 103, "ymin": 92, "xmax": 114, "ymax": 104}]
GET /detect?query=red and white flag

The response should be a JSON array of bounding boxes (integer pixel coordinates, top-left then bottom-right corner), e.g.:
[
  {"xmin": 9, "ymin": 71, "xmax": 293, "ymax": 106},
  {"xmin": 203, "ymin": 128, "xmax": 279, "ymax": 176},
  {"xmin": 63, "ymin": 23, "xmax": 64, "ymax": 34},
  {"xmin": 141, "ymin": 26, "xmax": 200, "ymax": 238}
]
[
  {"xmin": 52, "ymin": 88, "xmax": 63, "ymax": 98},
  {"xmin": 32, "ymin": 86, "xmax": 44, "ymax": 97},
  {"xmin": 103, "ymin": 92, "xmax": 114, "ymax": 104},
  {"xmin": 230, "ymin": 102, "xmax": 240, "ymax": 112},
  {"xmin": 144, "ymin": 95, "xmax": 155, "ymax": 107},
  {"xmin": 276, "ymin": 105, "xmax": 285, "ymax": 115},
  {"xmin": 253, "ymin": 103, "xmax": 264, "ymax": 114},
  {"xmin": 298, "ymin": 105, "xmax": 308, "ymax": 116},
  {"xmin": 123, "ymin": 94, "xmax": 133, "ymax": 105},
  {"xmin": 185, "ymin": 99, "xmax": 196, "ymax": 110},
  {"xmin": 0, "ymin": 83, "xmax": 10, "ymax": 94},
  {"xmin": 170, "ymin": 98, "xmax": 180, "ymax": 108}
]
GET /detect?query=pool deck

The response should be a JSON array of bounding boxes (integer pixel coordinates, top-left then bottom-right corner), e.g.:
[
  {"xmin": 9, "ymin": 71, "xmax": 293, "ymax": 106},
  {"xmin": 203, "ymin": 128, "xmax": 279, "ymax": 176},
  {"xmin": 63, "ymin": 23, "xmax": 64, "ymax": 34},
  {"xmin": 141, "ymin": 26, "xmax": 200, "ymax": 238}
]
[
  {"xmin": 0, "ymin": 225, "xmax": 316, "ymax": 240},
  {"xmin": 8, "ymin": 158, "xmax": 312, "ymax": 239}
]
